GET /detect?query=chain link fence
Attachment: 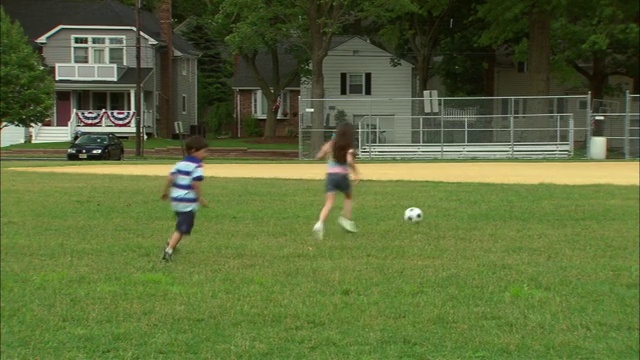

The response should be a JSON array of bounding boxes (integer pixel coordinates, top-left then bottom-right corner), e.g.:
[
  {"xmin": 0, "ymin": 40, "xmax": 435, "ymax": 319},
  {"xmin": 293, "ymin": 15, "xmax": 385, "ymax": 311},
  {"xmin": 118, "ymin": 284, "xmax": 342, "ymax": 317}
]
[
  {"xmin": 299, "ymin": 95, "xmax": 593, "ymax": 159},
  {"xmin": 591, "ymin": 91, "xmax": 639, "ymax": 159}
]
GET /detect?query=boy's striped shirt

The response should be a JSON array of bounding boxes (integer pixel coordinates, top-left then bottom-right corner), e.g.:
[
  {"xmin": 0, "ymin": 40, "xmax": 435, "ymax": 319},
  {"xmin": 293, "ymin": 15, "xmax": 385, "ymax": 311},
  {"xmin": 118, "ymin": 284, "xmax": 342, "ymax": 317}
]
[{"xmin": 169, "ymin": 155, "xmax": 204, "ymax": 212}]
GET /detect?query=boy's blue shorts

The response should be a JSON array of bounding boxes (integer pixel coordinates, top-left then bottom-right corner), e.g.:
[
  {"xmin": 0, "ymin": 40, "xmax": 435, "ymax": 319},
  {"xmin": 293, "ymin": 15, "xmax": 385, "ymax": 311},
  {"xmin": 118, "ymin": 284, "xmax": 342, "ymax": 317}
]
[{"xmin": 175, "ymin": 211, "xmax": 195, "ymax": 235}]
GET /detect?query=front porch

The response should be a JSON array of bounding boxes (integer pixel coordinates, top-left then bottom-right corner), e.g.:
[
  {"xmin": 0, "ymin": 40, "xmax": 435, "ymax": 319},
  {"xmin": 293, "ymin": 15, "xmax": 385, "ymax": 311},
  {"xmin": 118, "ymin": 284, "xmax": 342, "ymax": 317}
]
[{"xmin": 33, "ymin": 84, "xmax": 155, "ymax": 143}]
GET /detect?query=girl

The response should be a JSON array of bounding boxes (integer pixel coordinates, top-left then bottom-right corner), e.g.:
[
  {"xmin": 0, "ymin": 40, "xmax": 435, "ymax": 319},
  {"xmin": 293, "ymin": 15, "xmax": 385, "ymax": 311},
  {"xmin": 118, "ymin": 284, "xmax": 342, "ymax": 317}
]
[{"xmin": 312, "ymin": 123, "xmax": 360, "ymax": 239}]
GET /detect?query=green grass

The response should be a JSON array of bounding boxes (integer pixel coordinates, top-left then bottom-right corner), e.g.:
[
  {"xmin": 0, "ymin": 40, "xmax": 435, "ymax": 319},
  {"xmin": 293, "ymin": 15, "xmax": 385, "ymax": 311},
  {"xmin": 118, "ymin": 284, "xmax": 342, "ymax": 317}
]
[
  {"xmin": 1, "ymin": 163, "xmax": 638, "ymax": 359},
  {"xmin": 3, "ymin": 137, "xmax": 298, "ymax": 151}
]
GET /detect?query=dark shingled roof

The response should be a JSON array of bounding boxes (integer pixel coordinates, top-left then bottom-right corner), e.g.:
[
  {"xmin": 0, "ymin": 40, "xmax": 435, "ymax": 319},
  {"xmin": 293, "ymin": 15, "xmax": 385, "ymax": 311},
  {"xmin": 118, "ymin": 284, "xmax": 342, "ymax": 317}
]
[
  {"xmin": 1, "ymin": 0, "xmax": 199, "ymax": 56},
  {"xmin": 231, "ymin": 36, "xmax": 361, "ymax": 89}
]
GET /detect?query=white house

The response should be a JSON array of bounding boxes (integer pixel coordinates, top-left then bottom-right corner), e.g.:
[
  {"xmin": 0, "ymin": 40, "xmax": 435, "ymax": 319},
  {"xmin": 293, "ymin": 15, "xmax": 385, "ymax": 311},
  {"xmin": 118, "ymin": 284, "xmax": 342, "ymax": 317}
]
[{"xmin": 301, "ymin": 36, "xmax": 419, "ymax": 143}]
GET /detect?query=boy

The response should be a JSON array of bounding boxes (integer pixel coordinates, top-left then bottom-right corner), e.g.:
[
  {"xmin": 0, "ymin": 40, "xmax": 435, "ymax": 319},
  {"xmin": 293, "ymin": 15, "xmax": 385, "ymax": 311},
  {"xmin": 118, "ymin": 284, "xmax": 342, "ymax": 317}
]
[{"xmin": 160, "ymin": 135, "xmax": 209, "ymax": 261}]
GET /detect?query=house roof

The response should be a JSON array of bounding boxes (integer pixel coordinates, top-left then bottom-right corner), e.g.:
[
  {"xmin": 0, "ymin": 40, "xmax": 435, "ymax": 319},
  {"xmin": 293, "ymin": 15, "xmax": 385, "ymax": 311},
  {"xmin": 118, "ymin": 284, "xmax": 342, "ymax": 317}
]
[
  {"xmin": 1, "ymin": 0, "xmax": 200, "ymax": 57},
  {"xmin": 231, "ymin": 51, "xmax": 301, "ymax": 89}
]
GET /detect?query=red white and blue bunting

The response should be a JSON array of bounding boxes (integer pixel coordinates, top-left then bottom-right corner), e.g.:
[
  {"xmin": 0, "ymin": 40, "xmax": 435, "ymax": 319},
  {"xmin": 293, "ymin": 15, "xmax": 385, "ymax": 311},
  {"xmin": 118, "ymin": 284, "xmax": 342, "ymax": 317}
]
[
  {"xmin": 106, "ymin": 111, "xmax": 135, "ymax": 127},
  {"xmin": 76, "ymin": 111, "xmax": 104, "ymax": 126}
]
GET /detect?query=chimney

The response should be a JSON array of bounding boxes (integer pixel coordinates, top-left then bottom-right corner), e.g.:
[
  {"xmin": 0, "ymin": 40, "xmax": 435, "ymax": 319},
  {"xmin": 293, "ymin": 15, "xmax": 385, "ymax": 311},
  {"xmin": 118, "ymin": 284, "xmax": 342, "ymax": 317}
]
[{"xmin": 157, "ymin": 0, "xmax": 173, "ymax": 138}]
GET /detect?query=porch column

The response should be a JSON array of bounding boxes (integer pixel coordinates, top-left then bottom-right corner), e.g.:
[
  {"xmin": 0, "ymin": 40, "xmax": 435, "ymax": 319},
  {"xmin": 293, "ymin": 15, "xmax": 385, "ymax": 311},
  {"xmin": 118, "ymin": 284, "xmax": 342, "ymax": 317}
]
[{"xmin": 130, "ymin": 89, "xmax": 136, "ymax": 128}]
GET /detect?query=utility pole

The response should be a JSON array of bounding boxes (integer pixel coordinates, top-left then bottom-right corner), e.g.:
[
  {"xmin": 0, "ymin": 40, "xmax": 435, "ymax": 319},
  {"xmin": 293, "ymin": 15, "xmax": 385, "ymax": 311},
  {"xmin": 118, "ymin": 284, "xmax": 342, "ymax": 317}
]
[{"xmin": 135, "ymin": 0, "xmax": 143, "ymax": 156}]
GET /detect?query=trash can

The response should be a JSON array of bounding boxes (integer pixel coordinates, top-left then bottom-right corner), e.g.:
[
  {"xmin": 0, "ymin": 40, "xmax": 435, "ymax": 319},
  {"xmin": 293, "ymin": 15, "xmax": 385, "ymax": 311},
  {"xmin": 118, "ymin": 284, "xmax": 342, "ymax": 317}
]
[{"xmin": 589, "ymin": 136, "xmax": 607, "ymax": 160}]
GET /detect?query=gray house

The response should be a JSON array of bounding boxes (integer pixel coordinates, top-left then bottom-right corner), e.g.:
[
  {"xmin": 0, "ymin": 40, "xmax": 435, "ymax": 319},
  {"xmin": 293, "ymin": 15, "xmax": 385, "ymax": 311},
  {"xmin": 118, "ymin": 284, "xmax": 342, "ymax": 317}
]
[{"xmin": 2, "ymin": 0, "xmax": 200, "ymax": 142}]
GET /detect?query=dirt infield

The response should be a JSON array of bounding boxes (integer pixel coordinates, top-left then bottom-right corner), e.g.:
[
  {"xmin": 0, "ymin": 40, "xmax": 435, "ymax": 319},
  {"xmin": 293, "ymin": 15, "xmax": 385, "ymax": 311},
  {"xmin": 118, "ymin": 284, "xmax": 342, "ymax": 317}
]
[{"xmin": 8, "ymin": 162, "xmax": 639, "ymax": 185}]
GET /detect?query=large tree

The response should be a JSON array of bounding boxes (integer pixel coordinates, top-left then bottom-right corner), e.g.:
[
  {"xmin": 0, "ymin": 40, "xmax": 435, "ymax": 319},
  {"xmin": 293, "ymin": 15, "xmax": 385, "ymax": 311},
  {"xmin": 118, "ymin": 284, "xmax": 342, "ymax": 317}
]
[
  {"xmin": 368, "ymin": 0, "xmax": 454, "ymax": 99},
  {"xmin": 554, "ymin": 0, "xmax": 639, "ymax": 101},
  {"xmin": 477, "ymin": 0, "xmax": 560, "ymax": 97},
  {"xmin": 0, "ymin": 7, "xmax": 54, "ymax": 129},
  {"xmin": 300, "ymin": 0, "xmax": 364, "ymax": 151},
  {"xmin": 179, "ymin": 17, "xmax": 234, "ymax": 136},
  {"xmin": 213, "ymin": 0, "xmax": 303, "ymax": 138}
]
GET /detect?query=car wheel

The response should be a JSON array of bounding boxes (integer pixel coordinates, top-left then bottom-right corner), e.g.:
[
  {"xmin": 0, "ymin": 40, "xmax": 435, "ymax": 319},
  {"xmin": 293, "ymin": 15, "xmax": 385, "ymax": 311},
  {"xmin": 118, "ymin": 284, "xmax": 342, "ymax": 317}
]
[
  {"xmin": 118, "ymin": 150, "xmax": 124, "ymax": 161},
  {"xmin": 103, "ymin": 150, "xmax": 111, "ymax": 160}
]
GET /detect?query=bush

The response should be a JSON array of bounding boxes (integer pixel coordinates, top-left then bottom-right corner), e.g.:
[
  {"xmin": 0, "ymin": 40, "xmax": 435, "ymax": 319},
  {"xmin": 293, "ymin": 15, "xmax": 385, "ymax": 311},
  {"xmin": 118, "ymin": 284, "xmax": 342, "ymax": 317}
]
[
  {"xmin": 243, "ymin": 116, "xmax": 262, "ymax": 137},
  {"xmin": 334, "ymin": 109, "xmax": 348, "ymax": 126},
  {"xmin": 206, "ymin": 102, "xmax": 234, "ymax": 136}
]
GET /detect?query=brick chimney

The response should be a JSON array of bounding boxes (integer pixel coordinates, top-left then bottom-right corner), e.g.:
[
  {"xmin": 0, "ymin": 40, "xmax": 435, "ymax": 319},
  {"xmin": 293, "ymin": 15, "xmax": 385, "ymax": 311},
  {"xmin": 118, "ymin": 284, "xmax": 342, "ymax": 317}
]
[{"xmin": 157, "ymin": 0, "xmax": 173, "ymax": 138}]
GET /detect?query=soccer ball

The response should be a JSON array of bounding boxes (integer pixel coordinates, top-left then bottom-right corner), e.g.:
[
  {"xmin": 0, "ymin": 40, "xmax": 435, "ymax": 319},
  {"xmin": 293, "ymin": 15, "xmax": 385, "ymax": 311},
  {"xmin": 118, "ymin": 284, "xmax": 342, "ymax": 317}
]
[{"xmin": 404, "ymin": 207, "xmax": 423, "ymax": 223}]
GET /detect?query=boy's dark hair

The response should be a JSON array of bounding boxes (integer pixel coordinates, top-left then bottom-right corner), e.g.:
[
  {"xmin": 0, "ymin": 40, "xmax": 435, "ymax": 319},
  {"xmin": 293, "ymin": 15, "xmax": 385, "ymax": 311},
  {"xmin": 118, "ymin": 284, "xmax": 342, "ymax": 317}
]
[
  {"xmin": 332, "ymin": 123, "xmax": 354, "ymax": 164},
  {"xmin": 185, "ymin": 135, "xmax": 209, "ymax": 153}
]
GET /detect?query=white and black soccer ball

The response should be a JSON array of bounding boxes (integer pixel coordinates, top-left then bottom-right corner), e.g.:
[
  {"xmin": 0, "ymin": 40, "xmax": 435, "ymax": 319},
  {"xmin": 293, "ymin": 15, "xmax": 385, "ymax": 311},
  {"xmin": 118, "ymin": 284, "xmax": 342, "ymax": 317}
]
[{"xmin": 404, "ymin": 207, "xmax": 423, "ymax": 223}]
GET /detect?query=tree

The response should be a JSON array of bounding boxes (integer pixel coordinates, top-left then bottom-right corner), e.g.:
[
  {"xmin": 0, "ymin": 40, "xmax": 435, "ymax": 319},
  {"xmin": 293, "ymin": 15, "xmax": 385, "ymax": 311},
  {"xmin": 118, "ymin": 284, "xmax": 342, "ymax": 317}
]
[
  {"xmin": 0, "ymin": 8, "xmax": 54, "ymax": 129},
  {"xmin": 213, "ymin": 0, "xmax": 303, "ymax": 138},
  {"xmin": 368, "ymin": 0, "xmax": 454, "ymax": 100},
  {"xmin": 477, "ymin": 0, "xmax": 560, "ymax": 97},
  {"xmin": 300, "ymin": 0, "xmax": 364, "ymax": 151},
  {"xmin": 555, "ymin": 0, "xmax": 639, "ymax": 100},
  {"xmin": 179, "ymin": 17, "xmax": 234, "ymax": 135}
]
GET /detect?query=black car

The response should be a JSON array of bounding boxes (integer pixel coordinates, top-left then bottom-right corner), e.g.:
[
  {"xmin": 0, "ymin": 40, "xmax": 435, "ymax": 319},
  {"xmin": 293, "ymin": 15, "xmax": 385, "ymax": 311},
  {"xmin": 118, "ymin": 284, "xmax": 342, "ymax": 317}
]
[{"xmin": 67, "ymin": 133, "xmax": 125, "ymax": 161}]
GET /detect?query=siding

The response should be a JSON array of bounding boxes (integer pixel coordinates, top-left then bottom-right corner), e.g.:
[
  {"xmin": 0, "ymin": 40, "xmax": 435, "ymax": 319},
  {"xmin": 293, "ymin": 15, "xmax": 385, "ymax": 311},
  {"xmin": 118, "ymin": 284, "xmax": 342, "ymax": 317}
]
[
  {"xmin": 303, "ymin": 37, "xmax": 414, "ymax": 143},
  {"xmin": 172, "ymin": 57, "xmax": 198, "ymax": 128},
  {"xmin": 43, "ymin": 28, "xmax": 155, "ymax": 68}
]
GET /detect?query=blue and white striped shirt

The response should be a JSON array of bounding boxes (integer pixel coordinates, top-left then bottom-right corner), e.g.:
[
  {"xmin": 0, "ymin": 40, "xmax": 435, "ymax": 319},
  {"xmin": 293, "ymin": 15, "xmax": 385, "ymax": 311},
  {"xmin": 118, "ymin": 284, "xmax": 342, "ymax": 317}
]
[{"xmin": 169, "ymin": 156, "xmax": 204, "ymax": 212}]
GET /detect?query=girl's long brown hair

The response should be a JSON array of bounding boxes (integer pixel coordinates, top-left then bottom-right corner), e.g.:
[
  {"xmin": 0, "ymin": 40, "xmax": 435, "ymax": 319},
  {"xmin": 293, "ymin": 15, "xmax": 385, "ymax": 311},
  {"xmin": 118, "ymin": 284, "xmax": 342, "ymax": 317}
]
[{"xmin": 332, "ymin": 123, "xmax": 354, "ymax": 164}]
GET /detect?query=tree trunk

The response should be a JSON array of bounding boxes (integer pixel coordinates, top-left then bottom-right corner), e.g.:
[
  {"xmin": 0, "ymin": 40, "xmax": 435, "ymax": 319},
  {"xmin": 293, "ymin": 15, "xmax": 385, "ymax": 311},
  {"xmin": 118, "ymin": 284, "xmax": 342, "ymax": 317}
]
[
  {"xmin": 590, "ymin": 56, "xmax": 608, "ymax": 136},
  {"xmin": 264, "ymin": 104, "xmax": 278, "ymax": 138},
  {"xmin": 528, "ymin": 8, "xmax": 551, "ymax": 97},
  {"xmin": 308, "ymin": 1, "xmax": 328, "ymax": 156},
  {"xmin": 484, "ymin": 49, "xmax": 496, "ymax": 97},
  {"xmin": 310, "ymin": 53, "xmax": 326, "ymax": 154},
  {"xmin": 527, "ymin": 7, "xmax": 552, "ymax": 140}
]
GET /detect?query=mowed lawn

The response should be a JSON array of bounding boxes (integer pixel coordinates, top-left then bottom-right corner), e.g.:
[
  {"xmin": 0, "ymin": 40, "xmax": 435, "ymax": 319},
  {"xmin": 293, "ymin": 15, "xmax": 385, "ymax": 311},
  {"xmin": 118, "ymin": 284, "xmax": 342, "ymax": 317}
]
[{"xmin": 1, "ymin": 163, "xmax": 638, "ymax": 359}]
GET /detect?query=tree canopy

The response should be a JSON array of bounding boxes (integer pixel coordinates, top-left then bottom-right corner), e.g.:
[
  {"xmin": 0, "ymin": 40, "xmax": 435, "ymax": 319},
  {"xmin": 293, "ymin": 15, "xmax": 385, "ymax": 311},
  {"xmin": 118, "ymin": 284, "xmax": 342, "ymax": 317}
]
[{"xmin": 0, "ymin": 7, "xmax": 55, "ymax": 128}]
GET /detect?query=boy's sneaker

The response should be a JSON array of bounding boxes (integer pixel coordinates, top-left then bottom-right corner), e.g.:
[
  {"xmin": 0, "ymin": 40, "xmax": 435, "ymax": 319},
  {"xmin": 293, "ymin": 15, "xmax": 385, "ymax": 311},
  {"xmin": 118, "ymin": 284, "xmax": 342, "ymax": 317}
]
[
  {"xmin": 162, "ymin": 250, "xmax": 172, "ymax": 262},
  {"xmin": 338, "ymin": 216, "xmax": 357, "ymax": 233},
  {"xmin": 312, "ymin": 222, "xmax": 324, "ymax": 240}
]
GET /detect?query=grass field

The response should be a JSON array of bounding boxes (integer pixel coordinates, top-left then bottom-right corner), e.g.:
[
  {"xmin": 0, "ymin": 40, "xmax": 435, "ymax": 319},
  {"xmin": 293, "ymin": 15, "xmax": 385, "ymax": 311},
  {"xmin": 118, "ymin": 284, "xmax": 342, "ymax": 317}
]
[{"xmin": 1, "ymin": 162, "xmax": 638, "ymax": 359}]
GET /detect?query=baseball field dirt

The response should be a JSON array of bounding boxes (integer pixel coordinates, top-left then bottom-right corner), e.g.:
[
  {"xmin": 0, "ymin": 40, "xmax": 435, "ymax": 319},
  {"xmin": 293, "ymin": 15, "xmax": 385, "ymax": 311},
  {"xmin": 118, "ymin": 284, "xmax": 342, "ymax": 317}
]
[{"xmin": 8, "ymin": 162, "xmax": 639, "ymax": 185}]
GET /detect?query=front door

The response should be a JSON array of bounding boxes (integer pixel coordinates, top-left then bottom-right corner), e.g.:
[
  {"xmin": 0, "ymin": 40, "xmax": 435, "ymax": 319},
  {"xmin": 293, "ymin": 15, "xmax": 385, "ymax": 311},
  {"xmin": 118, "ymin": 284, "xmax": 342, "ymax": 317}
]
[{"xmin": 56, "ymin": 91, "xmax": 71, "ymax": 126}]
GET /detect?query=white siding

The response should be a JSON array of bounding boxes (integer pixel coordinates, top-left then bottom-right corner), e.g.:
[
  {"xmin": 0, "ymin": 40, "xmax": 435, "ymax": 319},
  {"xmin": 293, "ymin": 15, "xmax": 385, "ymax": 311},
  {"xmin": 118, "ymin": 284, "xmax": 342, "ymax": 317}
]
[{"xmin": 1, "ymin": 124, "xmax": 28, "ymax": 147}]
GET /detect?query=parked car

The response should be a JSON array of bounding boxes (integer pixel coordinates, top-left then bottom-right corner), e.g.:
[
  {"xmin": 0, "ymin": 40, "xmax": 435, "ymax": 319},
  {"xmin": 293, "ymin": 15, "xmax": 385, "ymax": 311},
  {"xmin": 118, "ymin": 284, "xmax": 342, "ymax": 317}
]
[{"xmin": 67, "ymin": 133, "xmax": 125, "ymax": 161}]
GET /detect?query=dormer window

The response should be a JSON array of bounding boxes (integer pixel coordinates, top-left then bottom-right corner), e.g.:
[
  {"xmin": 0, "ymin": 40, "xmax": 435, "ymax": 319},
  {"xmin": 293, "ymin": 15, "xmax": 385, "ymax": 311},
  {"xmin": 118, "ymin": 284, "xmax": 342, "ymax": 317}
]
[{"xmin": 72, "ymin": 36, "xmax": 126, "ymax": 65}]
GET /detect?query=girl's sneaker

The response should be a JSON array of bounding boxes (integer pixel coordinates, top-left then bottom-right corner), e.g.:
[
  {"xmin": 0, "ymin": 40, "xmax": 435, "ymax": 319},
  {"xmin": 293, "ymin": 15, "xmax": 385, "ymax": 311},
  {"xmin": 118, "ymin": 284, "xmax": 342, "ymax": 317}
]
[
  {"xmin": 338, "ymin": 216, "xmax": 357, "ymax": 233},
  {"xmin": 312, "ymin": 222, "xmax": 324, "ymax": 239}
]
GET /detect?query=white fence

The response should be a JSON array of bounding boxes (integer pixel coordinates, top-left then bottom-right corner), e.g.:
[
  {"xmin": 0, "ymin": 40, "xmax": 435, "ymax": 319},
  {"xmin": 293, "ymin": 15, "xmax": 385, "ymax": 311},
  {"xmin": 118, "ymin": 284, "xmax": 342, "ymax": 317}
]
[{"xmin": 1, "ymin": 124, "xmax": 28, "ymax": 147}]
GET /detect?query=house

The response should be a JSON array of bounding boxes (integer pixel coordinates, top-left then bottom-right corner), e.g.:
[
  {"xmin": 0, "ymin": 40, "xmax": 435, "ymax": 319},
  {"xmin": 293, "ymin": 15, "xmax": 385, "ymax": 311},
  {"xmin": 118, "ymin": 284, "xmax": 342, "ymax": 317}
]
[
  {"xmin": 231, "ymin": 52, "xmax": 301, "ymax": 138},
  {"xmin": 299, "ymin": 36, "xmax": 447, "ymax": 144},
  {"xmin": 2, "ymin": 0, "xmax": 200, "ymax": 143}
]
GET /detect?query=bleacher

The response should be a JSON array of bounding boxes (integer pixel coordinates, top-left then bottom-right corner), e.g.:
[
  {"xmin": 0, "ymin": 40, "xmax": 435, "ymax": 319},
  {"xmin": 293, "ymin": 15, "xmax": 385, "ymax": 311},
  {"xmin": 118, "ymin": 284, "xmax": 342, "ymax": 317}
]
[{"xmin": 357, "ymin": 142, "xmax": 572, "ymax": 159}]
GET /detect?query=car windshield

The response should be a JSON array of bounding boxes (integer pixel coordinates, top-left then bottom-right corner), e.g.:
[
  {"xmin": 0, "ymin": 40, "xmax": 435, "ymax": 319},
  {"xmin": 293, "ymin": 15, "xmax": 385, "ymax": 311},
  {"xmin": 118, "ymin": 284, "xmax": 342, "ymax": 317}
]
[{"xmin": 76, "ymin": 135, "xmax": 109, "ymax": 145}]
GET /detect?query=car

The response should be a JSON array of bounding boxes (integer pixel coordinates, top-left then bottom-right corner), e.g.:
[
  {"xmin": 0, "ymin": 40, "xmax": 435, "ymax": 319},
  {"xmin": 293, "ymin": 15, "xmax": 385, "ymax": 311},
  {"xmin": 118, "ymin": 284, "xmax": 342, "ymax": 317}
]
[{"xmin": 67, "ymin": 133, "xmax": 125, "ymax": 161}]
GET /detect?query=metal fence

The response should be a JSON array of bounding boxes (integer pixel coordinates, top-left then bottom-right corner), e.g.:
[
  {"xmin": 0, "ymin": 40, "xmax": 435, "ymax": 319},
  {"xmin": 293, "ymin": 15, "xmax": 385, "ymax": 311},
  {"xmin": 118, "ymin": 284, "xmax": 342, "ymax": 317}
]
[
  {"xmin": 591, "ymin": 91, "xmax": 639, "ymax": 159},
  {"xmin": 299, "ymin": 95, "xmax": 594, "ymax": 159}
]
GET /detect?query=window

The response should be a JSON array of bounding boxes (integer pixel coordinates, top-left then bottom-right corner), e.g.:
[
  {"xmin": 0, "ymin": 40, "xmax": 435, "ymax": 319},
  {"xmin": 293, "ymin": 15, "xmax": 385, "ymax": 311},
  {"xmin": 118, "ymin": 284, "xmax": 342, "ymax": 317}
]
[
  {"xmin": 501, "ymin": 98, "xmax": 525, "ymax": 116},
  {"xmin": 182, "ymin": 94, "xmax": 187, "ymax": 114},
  {"xmin": 182, "ymin": 60, "xmax": 187, "ymax": 76},
  {"xmin": 340, "ymin": 72, "xmax": 372, "ymax": 95},
  {"xmin": 578, "ymin": 99, "xmax": 588, "ymax": 110},
  {"xmin": 517, "ymin": 61, "xmax": 527, "ymax": 73},
  {"xmin": 252, "ymin": 90, "xmax": 290, "ymax": 118},
  {"xmin": 72, "ymin": 36, "xmax": 126, "ymax": 65}
]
